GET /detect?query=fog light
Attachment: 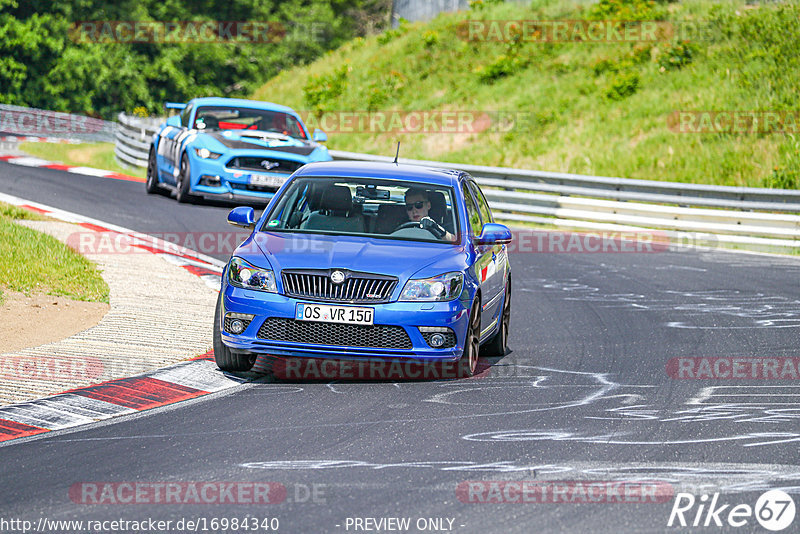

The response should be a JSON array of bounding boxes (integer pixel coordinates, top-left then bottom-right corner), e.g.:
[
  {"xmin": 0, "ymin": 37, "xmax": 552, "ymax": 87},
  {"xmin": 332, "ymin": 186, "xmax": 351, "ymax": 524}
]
[
  {"xmin": 430, "ymin": 334, "xmax": 445, "ymax": 347},
  {"xmin": 229, "ymin": 319, "xmax": 245, "ymax": 334},
  {"xmin": 199, "ymin": 175, "xmax": 221, "ymax": 187}
]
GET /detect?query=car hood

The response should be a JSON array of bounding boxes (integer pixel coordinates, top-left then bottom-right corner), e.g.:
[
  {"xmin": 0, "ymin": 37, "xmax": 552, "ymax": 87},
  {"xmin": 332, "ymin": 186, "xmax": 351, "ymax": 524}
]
[
  {"xmin": 249, "ymin": 232, "xmax": 466, "ymax": 281},
  {"xmin": 204, "ymin": 130, "xmax": 321, "ymax": 157}
]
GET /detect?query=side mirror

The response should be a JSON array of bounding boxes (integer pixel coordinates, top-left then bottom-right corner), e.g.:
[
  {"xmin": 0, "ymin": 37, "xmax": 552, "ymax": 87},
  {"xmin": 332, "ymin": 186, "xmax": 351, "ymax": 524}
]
[
  {"xmin": 476, "ymin": 223, "xmax": 512, "ymax": 245},
  {"xmin": 312, "ymin": 129, "xmax": 328, "ymax": 143},
  {"xmin": 166, "ymin": 115, "xmax": 181, "ymax": 127},
  {"xmin": 227, "ymin": 207, "xmax": 256, "ymax": 230}
]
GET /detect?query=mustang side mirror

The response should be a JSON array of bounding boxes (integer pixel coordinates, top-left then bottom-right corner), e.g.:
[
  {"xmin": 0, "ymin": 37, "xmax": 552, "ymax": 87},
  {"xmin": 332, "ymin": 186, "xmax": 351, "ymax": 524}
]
[
  {"xmin": 475, "ymin": 223, "xmax": 512, "ymax": 245},
  {"xmin": 312, "ymin": 129, "xmax": 328, "ymax": 143},
  {"xmin": 227, "ymin": 207, "xmax": 256, "ymax": 230}
]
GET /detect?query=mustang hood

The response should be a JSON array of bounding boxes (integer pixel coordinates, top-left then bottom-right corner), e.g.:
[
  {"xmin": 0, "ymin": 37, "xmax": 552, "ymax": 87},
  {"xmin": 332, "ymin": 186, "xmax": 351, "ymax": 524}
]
[
  {"xmin": 206, "ymin": 131, "xmax": 319, "ymax": 156},
  {"xmin": 250, "ymin": 232, "xmax": 466, "ymax": 282}
]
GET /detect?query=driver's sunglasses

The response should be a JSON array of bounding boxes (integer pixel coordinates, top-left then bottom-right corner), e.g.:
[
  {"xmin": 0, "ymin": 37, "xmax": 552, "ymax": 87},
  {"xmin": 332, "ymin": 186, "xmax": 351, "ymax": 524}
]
[{"xmin": 405, "ymin": 201, "xmax": 425, "ymax": 211}]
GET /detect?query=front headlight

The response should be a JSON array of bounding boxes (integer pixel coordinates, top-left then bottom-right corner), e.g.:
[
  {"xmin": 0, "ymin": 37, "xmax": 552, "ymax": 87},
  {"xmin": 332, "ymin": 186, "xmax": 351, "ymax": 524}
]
[
  {"xmin": 195, "ymin": 147, "xmax": 222, "ymax": 159},
  {"xmin": 228, "ymin": 257, "xmax": 277, "ymax": 293},
  {"xmin": 399, "ymin": 272, "xmax": 463, "ymax": 302}
]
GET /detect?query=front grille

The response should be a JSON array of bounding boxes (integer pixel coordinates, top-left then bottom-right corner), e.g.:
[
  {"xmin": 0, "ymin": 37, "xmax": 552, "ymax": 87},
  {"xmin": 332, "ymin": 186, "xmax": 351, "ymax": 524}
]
[
  {"xmin": 257, "ymin": 318, "xmax": 411, "ymax": 349},
  {"xmin": 227, "ymin": 156, "xmax": 302, "ymax": 174},
  {"xmin": 282, "ymin": 270, "xmax": 398, "ymax": 304},
  {"xmin": 230, "ymin": 182, "xmax": 282, "ymax": 193}
]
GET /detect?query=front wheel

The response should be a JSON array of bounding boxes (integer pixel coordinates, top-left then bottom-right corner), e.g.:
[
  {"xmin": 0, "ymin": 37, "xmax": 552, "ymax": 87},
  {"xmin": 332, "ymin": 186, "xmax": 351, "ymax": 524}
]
[
  {"xmin": 482, "ymin": 280, "xmax": 510, "ymax": 357},
  {"xmin": 213, "ymin": 294, "xmax": 256, "ymax": 372},
  {"xmin": 175, "ymin": 152, "xmax": 195, "ymax": 204},
  {"xmin": 458, "ymin": 300, "xmax": 481, "ymax": 378},
  {"xmin": 145, "ymin": 147, "xmax": 161, "ymax": 194}
]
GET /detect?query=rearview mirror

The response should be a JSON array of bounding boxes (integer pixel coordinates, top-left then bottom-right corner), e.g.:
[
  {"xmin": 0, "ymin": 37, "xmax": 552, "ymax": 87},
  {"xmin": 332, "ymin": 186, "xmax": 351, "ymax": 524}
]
[
  {"xmin": 476, "ymin": 223, "xmax": 512, "ymax": 245},
  {"xmin": 227, "ymin": 207, "xmax": 256, "ymax": 229},
  {"xmin": 313, "ymin": 129, "xmax": 328, "ymax": 143}
]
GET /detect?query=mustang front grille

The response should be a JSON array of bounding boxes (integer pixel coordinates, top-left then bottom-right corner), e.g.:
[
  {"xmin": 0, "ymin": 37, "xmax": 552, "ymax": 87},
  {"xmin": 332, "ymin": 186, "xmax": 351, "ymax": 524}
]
[
  {"xmin": 257, "ymin": 318, "xmax": 411, "ymax": 349},
  {"xmin": 226, "ymin": 156, "xmax": 302, "ymax": 174},
  {"xmin": 282, "ymin": 270, "xmax": 398, "ymax": 304}
]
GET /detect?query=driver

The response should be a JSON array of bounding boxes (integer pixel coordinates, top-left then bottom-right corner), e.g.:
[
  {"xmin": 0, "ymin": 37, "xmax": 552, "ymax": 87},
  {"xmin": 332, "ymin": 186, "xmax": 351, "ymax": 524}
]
[{"xmin": 403, "ymin": 188, "xmax": 455, "ymax": 242}]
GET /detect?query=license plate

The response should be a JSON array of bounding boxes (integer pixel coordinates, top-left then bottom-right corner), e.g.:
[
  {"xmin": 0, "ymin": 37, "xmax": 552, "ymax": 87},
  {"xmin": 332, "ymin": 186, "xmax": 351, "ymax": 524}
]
[
  {"xmin": 250, "ymin": 174, "xmax": 286, "ymax": 187},
  {"xmin": 295, "ymin": 303, "xmax": 374, "ymax": 325}
]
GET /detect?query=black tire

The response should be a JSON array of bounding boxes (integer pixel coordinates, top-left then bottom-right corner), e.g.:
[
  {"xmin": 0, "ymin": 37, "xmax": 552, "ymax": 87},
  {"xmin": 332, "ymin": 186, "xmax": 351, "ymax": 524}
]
[
  {"xmin": 458, "ymin": 299, "xmax": 481, "ymax": 378},
  {"xmin": 482, "ymin": 279, "xmax": 511, "ymax": 357},
  {"xmin": 213, "ymin": 294, "xmax": 256, "ymax": 372},
  {"xmin": 175, "ymin": 152, "xmax": 195, "ymax": 204},
  {"xmin": 145, "ymin": 147, "xmax": 162, "ymax": 194}
]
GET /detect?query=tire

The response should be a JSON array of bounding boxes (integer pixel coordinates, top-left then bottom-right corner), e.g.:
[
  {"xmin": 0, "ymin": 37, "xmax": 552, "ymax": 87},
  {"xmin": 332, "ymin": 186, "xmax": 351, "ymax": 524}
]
[
  {"xmin": 145, "ymin": 147, "xmax": 162, "ymax": 194},
  {"xmin": 458, "ymin": 299, "xmax": 481, "ymax": 378},
  {"xmin": 482, "ymin": 279, "xmax": 511, "ymax": 357},
  {"xmin": 175, "ymin": 152, "xmax": 195, "ymax": 204},
  {"xmin": 213, "ymin": 294, "xmax": 256, "ymax": 372}
]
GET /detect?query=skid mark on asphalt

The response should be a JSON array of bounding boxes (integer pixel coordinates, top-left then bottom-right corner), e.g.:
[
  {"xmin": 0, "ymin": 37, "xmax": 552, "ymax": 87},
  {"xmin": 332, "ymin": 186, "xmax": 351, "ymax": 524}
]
[
  {"xmin": 520, "ymin": 277, "xmax": 800, "ymax": 329},
  {"xmin": 239, "ymin": 460, "xmax": 800, "ymax": 494}
]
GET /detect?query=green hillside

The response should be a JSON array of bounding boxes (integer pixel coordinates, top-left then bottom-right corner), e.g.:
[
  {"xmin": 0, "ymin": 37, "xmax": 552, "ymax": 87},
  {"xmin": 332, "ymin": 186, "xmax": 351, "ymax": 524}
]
[{"xmin": 253, "ymin": 0, "xmax": 800, "ymax": 188}]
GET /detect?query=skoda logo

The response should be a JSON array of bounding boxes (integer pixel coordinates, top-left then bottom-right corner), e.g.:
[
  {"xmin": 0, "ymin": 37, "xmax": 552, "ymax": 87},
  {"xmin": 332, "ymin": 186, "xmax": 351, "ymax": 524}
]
[
  {"xmin": 260, "ymin": 160, "xmax": 280, "ymax": 170},
  {"xmin": 330, "ymin": 271, "xmax": 345, "ymax": 284}
]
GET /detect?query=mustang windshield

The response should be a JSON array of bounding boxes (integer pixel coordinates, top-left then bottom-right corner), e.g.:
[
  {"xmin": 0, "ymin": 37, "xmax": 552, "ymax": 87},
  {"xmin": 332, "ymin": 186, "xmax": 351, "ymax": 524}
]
[
  {"xmin": 263, "ymin": 178, "xmax": 460, "ymax": 243},
  {"xmin": 193, "ymin": 106, "xmax": 307, "ymax": 139}
]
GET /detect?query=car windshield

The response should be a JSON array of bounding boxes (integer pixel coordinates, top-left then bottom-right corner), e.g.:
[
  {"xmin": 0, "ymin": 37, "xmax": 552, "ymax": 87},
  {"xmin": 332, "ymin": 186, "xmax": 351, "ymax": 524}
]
[
  {"xmin": 262, "ymin": 177, "xmax": 460, "ymax": 243},
  {"xmin": 193, "ymin": 106, "xmax": 307, "ymax": 139}
]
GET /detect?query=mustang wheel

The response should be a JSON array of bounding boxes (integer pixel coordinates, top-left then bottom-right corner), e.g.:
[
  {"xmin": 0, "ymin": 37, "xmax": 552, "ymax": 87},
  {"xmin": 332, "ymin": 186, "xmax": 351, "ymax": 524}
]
[
  {"xmin": 213, "ymin": 294, "xmax": 256, "ymax": 372},
  {"xmin": 145, "ymin": 148, "xmax": 162, "ymax": 194},
  {"xmin": 482, "ymin": 278, "xmax": 511, "ymax": 357},
  {"xmin": 459, "ymin": 300, "xmax": 481, "ymax": 378},
  {"xmin": 175, "ymin": 153, "xmax": 195, "ymax": 204}
]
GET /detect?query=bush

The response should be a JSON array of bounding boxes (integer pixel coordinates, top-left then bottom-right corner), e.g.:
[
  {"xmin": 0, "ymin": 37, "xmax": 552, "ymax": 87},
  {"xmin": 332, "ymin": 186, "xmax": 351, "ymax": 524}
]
[
  {"xmin": 303, "ymin": 64, "xmax": 350, "ymax": 114},
  {"xmin": 657, "ymin": 41, "xmax": 696, "ymax": 71},
  {"xmin": 605, "ymin": 71, "xmax": 640, "ymax": 100}
]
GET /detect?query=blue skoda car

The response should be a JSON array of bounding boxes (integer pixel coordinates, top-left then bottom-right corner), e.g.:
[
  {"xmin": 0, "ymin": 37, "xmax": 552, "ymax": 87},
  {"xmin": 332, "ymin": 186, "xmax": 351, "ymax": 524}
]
[
  {"xmin": 146, "ymin": 97, "xmax": 331, "ymax": 203},
  {"xmin": 214, "ymin": 161, "xmax": 512, "ymax": 377}
]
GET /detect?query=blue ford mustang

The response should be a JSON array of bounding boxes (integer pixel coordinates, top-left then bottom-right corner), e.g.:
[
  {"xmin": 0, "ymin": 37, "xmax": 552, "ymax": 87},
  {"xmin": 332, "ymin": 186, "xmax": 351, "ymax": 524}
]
[
  {"xmin": 145, "ymin": 97, "xmax": 332, "ymax": 203},
  {"xmin": 214, "ymin": 161, "xmax": 512, "ymax": 377}
]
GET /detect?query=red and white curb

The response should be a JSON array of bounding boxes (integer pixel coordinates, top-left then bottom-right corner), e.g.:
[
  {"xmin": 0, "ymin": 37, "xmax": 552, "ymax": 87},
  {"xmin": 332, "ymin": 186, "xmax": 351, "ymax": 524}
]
[
  {"xmin": 0, "ymin": 153, "xmax": 143, "ymax": 183},
  {"xmin": 0, "ymin": 193, "xmax": 235, "ymax": 443},
  {"xmin": 0, "ymin": 352, "xmax": 248, "ymax": 443}
]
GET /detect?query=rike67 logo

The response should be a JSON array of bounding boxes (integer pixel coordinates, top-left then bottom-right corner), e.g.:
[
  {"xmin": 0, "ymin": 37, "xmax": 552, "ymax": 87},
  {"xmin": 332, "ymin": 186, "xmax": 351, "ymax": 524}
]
[{"xmin": 668, "ymin": 490, "xmax": 796, "ymax": 531}]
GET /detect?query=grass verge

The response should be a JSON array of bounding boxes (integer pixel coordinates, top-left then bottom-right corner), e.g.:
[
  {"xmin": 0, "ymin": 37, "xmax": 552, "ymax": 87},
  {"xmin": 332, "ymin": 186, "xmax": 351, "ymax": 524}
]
[
  {"xmin": 0, "ymin": 202, "xmax": 110, "ymax": 305},
  {"xmin": 18, "ymin": 142, "xmax": 146, "ymax": 180}
]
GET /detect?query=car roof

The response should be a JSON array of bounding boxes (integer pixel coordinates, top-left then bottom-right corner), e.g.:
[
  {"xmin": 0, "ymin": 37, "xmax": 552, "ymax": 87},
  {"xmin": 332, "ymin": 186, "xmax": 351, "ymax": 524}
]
[
  {"xmin": 293, "ymin": 161, "xmax": 465, "ymax": 187},
  {"xmin": 188, "ymin": 97, "xmax": 297, "ymax": 115}
]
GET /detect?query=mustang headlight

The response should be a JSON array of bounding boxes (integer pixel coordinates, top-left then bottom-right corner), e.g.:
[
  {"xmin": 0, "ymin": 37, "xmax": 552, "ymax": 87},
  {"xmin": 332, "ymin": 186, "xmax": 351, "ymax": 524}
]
[
  {"xmin": 195, "ymin": 147, "xmax": 222, "ymax": 159},
  {"xmin": 399, "ymin": 272, "xmax": 463, "ymax": 302},
  {"xmin": 228, "ymin": 257, "xmax": 277, "ymax": 293}
]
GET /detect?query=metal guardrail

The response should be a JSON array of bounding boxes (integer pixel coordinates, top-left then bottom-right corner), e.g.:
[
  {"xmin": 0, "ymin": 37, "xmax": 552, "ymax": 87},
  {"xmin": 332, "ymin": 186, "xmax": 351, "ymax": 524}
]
[
  {"xmin": 114, "ymin": 113, "xmax": 800, "ymax": 251},
  {"xmin": 115, "ymin": 112, "xmax": 162, "ymax": 169},
  {"xmin": 0, "ymin": 104, "xmax": 115, "ymax": 143}
]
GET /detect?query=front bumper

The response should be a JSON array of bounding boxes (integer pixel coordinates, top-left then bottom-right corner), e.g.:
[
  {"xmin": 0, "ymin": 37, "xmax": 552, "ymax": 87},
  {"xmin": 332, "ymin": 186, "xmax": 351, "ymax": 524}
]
[{"xmin": 220, "ymin": 286, "xmax": 469, "ymax": 362}]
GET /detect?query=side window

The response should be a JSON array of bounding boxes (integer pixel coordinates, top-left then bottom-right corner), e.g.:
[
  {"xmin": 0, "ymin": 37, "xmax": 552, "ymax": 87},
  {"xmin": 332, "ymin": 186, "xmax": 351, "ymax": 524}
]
[
  {"xmin": 469, "ymin": 181, "xmax": 493, "ymax": 225},
  {"xmin": 461, "ymin": 182, "xmax": 483, "ymax": 236},
  {"xmin": 180, "ymin": 105, "xmax": 193, "ymax": 128}
]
